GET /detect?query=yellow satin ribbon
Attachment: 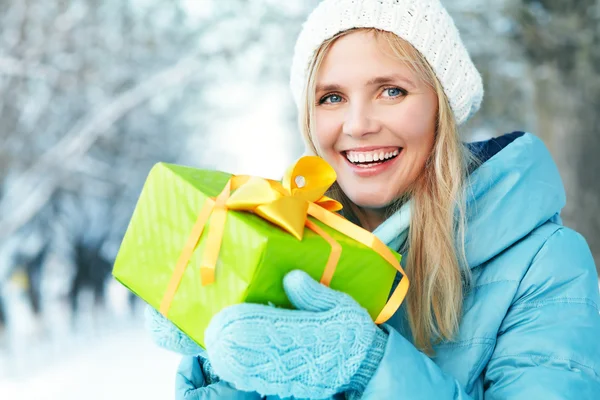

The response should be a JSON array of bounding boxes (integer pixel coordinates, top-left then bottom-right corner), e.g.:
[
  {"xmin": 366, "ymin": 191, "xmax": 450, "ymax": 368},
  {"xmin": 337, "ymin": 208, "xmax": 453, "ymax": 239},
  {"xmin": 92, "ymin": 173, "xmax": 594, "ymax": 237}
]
[{"xmin": 159, "ymin": 156, "xmax": 409, "ymax": 325}]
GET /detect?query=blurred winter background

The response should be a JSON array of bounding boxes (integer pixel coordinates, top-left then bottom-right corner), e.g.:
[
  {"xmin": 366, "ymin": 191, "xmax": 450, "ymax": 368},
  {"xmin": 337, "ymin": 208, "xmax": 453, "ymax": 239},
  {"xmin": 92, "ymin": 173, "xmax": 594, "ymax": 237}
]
[{"xmin": 0, "ymin": 0, "xmax": 598, "ymax": 399}]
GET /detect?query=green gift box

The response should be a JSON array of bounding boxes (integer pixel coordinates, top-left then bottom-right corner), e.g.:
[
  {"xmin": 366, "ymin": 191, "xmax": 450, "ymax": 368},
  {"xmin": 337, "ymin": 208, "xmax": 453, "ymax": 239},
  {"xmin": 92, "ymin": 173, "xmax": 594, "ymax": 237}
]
[{"xmin": 112, "ymin": 157, "xmax": 408, "ymax": 348}]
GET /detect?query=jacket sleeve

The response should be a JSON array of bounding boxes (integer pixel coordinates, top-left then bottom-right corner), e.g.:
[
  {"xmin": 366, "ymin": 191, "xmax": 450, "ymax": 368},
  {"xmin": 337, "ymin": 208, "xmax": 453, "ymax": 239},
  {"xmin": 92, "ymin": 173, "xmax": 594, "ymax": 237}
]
[
  {"xmin": 359, "ymin": 328, "xmax": 474, "ymax": 399},
  {"xmin": 484, "ymin": 228, "xmax": 600, "ymax": 398},
  {"xmin": 360, "ymin": 228, "xmax": 600, "ymax": 399}
]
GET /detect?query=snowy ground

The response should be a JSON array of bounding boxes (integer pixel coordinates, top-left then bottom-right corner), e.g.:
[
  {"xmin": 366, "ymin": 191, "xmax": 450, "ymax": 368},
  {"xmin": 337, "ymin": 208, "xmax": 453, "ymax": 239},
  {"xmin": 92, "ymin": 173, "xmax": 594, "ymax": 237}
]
[
  {"xmin": 0, "ymin": 279, "xmax": 181, "ymax": 400},
  {"xmin": 0, "ymin": 325, "xmax": 180, "ymax": 400}
]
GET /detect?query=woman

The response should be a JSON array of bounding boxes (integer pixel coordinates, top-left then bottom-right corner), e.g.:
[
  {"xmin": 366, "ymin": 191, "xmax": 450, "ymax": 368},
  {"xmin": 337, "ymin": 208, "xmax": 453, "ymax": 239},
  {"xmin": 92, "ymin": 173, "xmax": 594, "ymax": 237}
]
[{"xmin": 147, "ymin": 0, "xmax": 600, "ymax": 398}]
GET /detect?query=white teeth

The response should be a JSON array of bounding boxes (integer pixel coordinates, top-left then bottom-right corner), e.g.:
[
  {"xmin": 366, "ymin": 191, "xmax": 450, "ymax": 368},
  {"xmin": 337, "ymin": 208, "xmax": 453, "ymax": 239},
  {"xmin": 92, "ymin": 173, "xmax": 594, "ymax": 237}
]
[{"xmin": 345, "ymin": 148, "xmax": 401, "ymax": 163}]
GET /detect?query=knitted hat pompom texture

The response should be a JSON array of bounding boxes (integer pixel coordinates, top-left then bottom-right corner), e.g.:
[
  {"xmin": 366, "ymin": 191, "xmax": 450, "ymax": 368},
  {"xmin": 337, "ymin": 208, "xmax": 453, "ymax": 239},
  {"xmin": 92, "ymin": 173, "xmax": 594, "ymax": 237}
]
[{"xmin": 290, "ymin": 0, "xmax": 484, "ymax": 126}]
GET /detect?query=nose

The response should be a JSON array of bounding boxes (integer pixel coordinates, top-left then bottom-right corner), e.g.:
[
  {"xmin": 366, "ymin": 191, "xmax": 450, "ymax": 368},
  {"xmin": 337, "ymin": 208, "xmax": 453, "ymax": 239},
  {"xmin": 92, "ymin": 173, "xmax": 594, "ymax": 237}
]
[{"xmin": 342, "ymin": 102, "xmax": 381, "ymax": 138}]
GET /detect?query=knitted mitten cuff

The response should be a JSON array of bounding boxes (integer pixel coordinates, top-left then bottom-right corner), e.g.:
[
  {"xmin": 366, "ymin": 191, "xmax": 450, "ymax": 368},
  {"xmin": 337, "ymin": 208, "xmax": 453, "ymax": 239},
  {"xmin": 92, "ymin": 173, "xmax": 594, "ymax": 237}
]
[
  {"xmin": 347, "ymin": 327, "xmax": 388, "ymax": 394},
  {"xmin": 198, "ymin": 357, "xmax": 219, "ymax": 385}
]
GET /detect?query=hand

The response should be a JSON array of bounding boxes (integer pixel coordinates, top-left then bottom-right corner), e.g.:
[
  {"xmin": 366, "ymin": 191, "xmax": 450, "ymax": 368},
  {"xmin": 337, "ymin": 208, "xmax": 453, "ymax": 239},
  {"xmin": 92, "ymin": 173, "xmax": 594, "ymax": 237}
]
[
  {"xmin": 144, "ymin": 305, "xmax": 206, "ymax": 357},
  {"xmin": 176, "ymin": 356, "xmax": 263, "ymax": 400},
  {"xmin": 204, "ymin": 270, "xmax": 388, "ymax": 399}
]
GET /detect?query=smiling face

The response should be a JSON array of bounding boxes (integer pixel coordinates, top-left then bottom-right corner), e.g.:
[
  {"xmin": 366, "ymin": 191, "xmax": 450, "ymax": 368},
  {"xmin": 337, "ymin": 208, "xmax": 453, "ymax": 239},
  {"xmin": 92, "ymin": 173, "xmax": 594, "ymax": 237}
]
[{"xmin": 311, "ymin": 30, "xmax": 438, "ymax": 217}]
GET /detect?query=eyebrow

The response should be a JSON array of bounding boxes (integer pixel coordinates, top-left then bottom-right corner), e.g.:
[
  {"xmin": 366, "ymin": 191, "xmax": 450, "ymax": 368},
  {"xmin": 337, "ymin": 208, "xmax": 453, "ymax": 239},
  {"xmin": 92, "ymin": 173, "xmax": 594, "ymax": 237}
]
[
  {"xmin": 316, "ymin": 74, "xmax": 416, "ymax": 93},
  {"xmin": 367, "ymin": 74, "xmax": 415, "ymax": 87}
]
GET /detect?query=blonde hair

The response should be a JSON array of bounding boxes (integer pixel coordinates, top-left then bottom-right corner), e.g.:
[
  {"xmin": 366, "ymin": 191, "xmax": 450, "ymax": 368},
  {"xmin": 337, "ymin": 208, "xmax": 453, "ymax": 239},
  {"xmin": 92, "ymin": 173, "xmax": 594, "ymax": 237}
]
[{"xmin": 300, "ymin": 28, "xmax": 474, "ymax": 354}]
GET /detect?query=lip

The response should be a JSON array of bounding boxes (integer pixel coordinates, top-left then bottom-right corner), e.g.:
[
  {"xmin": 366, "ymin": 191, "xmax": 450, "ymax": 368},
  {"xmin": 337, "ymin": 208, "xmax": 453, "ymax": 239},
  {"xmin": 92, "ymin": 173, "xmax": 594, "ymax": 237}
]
[{"xmin": 341, "ymin": 148, "xmax": 403, "ymax": 178}]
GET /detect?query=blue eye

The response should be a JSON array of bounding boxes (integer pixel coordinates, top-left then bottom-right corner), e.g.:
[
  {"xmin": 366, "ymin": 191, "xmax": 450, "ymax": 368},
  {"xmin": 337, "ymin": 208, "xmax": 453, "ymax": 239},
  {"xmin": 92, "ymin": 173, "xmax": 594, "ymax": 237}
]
[
  {"xmin": 383, "ymin": 87, "xmax": 406, "ymax": 97},
  {"xmin": 319, "ymin": 94, "xmax": 343, "ymax": 104}
]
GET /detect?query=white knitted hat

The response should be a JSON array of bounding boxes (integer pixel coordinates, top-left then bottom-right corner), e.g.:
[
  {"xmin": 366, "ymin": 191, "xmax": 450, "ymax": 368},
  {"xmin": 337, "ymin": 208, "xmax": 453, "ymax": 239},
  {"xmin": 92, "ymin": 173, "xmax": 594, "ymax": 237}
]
[{"xmin": 290, "ymin": 0, "xmax": 484, "ymax": 126}]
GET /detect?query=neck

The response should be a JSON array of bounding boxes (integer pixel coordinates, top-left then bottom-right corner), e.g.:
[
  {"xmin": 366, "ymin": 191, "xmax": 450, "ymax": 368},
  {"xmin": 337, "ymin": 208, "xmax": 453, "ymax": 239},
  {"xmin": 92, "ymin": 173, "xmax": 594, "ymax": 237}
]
[{"xmin": 352, "ymin": 205, "xmax": 387, "ymax": 232}]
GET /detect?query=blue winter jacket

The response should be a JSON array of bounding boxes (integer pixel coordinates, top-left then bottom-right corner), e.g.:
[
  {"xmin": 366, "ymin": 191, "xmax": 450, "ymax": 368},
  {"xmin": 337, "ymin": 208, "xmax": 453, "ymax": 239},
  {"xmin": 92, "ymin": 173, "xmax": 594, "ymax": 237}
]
[{"xmin": 177, "ymin": 132, "xmax": 600, "ymax": 399}]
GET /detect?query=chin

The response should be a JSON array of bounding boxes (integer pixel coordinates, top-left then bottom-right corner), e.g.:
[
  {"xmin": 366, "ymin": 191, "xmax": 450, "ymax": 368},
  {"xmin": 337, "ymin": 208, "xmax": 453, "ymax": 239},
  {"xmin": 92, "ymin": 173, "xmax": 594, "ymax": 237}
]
[{"xmin": 346, "ymin": 191, "xmax": 398, "ymax": 211}]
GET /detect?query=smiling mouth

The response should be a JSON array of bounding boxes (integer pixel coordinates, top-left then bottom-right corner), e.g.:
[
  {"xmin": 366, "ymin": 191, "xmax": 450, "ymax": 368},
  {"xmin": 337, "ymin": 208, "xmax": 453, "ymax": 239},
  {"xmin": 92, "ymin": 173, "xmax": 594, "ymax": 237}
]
[{"xmin": 343, "ymin": 147, "xmax": 402, "ymax": 167}]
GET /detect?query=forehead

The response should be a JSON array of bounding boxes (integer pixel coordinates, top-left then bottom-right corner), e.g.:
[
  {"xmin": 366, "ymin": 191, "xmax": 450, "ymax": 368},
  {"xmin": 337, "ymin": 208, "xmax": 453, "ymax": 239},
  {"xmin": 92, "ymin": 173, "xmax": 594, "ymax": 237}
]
[{"xmin": 317, "ymin": 30, "xmax": 417, "ymax": 82}]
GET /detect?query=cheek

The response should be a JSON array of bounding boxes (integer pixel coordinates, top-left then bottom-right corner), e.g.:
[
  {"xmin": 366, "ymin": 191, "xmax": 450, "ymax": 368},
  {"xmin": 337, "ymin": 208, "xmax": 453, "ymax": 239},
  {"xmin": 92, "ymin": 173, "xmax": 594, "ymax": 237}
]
[
  {"xmin": 313, "ymin": 112, "xmax": 341, "ymax": 152},
  {"xmin": 406, "ymin": 127, "xmax": 435, "ymax": 175},
  {"xmin": 387, "ymin": 106, "xmax": 436, "ymax": 180},
  {"xmin": 391, "ymin": 104, "xmax": 436, "ymax": 151},
  {"xmin": 409, "ymin": 127, "xmax": 435, "ymax": 158}
]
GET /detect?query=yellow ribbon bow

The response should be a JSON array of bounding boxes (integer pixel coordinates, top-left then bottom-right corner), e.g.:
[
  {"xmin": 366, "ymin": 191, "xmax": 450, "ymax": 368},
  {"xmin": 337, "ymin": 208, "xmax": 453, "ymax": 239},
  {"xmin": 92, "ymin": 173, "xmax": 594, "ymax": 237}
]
[
  {"xmin": 159, "ymin": 156, "xmax": 409, "ymax": 325},
  {"xmin": 226, "ymin": 156, "xmax": 342, "ymax": 241}
]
